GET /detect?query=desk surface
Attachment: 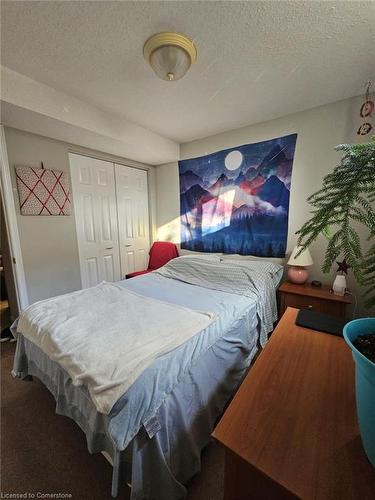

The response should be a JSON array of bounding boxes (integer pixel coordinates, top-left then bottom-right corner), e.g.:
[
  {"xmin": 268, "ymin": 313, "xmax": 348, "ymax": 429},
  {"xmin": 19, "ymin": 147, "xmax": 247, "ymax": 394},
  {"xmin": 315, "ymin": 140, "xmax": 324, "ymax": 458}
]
[{"xmin": 213, "ymin": 307, "xmax": 375, "ymax": 500}]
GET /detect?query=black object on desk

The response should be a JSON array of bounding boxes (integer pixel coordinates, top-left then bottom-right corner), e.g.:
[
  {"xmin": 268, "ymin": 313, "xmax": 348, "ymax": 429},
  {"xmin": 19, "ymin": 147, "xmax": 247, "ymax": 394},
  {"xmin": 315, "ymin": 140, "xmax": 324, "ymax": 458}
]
[
  {"xmin": 311, "ymin": 280, "xmax": 322, "ymax": 288},
  {"xmin": 296, "ymin": 309, "xmax": 349, "ymax": 337}
]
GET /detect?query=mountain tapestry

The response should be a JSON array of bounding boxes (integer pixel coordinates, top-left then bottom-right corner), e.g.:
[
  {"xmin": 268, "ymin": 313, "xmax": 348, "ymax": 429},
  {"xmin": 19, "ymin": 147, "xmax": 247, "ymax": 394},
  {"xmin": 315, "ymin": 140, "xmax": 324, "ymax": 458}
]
[{"xmin": 179, "ymin": 133, "xmax": 297, "ymax": 257}]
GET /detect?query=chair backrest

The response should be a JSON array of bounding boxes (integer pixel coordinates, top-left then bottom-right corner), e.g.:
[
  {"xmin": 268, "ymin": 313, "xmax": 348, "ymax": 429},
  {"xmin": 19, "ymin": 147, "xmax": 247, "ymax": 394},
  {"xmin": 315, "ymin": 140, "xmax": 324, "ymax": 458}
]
[{"xmin": 148, "ymin": 241, "xmax": 179, "ymax": 271}]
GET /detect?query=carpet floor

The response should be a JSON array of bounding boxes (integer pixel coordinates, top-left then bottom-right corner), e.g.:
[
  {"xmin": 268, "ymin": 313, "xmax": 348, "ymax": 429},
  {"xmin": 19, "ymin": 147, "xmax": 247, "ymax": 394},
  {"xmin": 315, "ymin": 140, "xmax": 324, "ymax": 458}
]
[{"xmin": 0, "ymin": 342, "xmax": 224, "ymax": 500}]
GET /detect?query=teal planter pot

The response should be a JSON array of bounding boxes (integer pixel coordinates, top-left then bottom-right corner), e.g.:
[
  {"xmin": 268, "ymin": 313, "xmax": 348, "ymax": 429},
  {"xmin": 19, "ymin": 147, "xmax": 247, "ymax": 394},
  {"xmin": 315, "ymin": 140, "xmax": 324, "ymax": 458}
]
[{"xmin": 343, "ymin": 318, "xmax": 375, "ymax": 467}]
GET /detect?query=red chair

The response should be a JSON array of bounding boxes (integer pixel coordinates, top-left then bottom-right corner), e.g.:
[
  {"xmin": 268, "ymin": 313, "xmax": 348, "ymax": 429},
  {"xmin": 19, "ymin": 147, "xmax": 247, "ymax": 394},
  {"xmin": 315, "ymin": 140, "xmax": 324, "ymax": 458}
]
[{"xmin": 126, "ymin": 241, "xmax": 179, "ymax": 279}]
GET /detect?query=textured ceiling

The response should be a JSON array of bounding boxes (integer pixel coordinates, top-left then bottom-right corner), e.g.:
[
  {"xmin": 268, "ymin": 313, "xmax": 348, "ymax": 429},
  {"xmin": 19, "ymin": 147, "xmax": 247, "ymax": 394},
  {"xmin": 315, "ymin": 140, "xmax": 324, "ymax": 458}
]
[{"xmin": 2, "ymin": 1, "xmax": 375, "ymax": 143}]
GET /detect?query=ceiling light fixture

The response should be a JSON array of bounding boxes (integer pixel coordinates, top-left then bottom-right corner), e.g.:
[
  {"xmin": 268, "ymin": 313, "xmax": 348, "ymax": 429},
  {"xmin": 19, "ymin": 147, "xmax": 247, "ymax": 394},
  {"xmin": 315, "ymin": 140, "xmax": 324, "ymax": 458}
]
[{"xmin": 143, "ymin": 32, "xmax": 197, "ymax": 82}]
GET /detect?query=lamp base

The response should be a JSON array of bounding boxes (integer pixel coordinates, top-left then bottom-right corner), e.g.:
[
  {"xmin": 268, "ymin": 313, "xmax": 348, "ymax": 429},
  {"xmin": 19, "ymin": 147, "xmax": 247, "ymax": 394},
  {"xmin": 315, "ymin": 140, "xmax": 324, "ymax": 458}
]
[{"xmin": 288, "ymin": 266, "xmax": 309, "ymax": 285}]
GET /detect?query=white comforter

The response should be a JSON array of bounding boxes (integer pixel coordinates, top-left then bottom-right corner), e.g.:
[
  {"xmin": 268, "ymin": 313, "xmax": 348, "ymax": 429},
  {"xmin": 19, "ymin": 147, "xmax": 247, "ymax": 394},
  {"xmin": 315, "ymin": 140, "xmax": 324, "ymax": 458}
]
[{"xmin": 17, "ymin": 282, "xmax": 214, "ymax": 414}]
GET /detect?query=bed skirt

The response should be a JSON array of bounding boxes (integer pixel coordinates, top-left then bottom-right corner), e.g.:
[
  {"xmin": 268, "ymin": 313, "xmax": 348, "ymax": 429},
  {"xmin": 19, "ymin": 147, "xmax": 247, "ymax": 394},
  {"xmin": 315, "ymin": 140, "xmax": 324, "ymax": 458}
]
[{"xmin": 12, "ymin": 329, "xmax": 258, "ymax": 499}]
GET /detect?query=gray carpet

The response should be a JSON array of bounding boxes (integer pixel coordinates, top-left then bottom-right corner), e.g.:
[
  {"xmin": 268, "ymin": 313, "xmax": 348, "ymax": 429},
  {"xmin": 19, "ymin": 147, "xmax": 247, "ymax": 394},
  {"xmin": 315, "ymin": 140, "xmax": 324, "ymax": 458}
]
[{"xmin": 0, "ymin": 342, "xmax": 224, "ymax": 499}]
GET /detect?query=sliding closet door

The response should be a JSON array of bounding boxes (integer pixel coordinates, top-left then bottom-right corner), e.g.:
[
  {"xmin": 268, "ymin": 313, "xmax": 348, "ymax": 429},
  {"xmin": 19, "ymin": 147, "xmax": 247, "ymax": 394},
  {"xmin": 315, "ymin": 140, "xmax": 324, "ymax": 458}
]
[
  {"xmin": 115, "ymin": 164, "xmax": 150, "ymax": 277},
  {"xmin": 70, "ymin": 154, "xmax": 121, "ymax": 288}
]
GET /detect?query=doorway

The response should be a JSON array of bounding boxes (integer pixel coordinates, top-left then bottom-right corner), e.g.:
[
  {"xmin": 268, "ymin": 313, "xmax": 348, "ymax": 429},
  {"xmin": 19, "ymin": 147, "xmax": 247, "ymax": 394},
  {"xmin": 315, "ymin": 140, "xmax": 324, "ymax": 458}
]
[{"xmin": 0, "ymin": 193, "xmax": 19, "ymax": 341}]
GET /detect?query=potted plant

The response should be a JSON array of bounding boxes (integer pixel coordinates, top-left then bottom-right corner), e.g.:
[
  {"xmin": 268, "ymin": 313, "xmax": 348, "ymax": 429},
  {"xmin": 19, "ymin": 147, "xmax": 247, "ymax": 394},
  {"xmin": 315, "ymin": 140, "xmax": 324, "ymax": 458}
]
[
  {"xmin": 296, "ymin": 137, "xmax": 375, "ymax": 466},
  {"xmin": 343, "ymin": 318, "xmax": 375, "ymax": 466}
]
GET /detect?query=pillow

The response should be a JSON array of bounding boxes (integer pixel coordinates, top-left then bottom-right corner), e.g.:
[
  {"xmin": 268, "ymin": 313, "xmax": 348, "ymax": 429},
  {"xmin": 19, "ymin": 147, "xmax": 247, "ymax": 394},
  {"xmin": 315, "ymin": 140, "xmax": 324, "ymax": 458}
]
[
  {"xmin": 175, "ymin": 254, "xmax": 221, "ymax": 262},
  {"xmin": 179, "ymin": 249, "xmax": 223, "ymax": 257},
  {"xmin": 220, "ymin": 253, "xmax": 285, "ymax": 266},
  {"xmin": 220, "ymin": 258, "xmax": 284, "ymax": 288}
]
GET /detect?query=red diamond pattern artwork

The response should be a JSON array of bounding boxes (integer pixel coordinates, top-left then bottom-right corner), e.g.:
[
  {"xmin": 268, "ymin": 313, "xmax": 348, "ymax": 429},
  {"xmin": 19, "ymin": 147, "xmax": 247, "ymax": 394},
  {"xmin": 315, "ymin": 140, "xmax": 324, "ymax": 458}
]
[{"xmin": 15, "ymin": 166, "xmax": 71, "ymax": 216}]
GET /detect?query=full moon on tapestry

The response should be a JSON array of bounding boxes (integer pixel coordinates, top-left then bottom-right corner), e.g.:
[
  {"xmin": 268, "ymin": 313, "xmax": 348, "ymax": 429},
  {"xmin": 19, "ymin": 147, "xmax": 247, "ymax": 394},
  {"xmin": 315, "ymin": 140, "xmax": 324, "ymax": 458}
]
[{"xmin": 178, "ymin": 133, "xmax": 297, "ymax": 257}]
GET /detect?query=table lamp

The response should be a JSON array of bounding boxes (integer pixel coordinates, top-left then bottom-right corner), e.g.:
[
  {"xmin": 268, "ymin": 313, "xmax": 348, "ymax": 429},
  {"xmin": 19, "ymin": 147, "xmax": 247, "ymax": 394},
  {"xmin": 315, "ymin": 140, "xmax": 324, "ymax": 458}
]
[{"xmin": 287, "ymin": 245, "xmax": 313, "ymax": 284}]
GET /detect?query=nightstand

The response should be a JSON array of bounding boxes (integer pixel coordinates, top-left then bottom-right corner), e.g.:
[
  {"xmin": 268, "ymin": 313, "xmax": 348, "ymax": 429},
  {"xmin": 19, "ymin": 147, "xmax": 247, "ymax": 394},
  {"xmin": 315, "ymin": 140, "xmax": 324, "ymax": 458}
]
[{"xmin": 278, "ymin": 281, "xmax": 351, "ymax": 318}]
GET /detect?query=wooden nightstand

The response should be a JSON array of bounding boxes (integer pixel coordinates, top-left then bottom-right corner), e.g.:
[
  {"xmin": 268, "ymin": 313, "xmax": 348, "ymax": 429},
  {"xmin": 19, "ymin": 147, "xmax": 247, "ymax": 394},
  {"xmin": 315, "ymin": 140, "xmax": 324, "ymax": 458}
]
[{"xmin": 278, "ymin": 281, "xmax": 351, "ymax": 318}]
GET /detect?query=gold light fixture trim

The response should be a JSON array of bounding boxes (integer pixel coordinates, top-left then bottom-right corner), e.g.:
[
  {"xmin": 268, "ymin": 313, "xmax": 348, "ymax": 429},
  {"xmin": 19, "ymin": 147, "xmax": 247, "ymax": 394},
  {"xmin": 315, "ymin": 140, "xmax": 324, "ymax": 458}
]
[{"xmin": 143, "ymin": 32, "xmax": 197, "ymax": 81}]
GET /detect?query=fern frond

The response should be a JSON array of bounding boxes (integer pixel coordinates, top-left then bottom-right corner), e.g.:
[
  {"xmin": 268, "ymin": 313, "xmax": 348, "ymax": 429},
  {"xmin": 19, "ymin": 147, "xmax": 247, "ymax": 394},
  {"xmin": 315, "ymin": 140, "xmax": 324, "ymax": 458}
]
[{"xmin": 296, "ymin": 139, "xmax": 375, "ymax": 310}]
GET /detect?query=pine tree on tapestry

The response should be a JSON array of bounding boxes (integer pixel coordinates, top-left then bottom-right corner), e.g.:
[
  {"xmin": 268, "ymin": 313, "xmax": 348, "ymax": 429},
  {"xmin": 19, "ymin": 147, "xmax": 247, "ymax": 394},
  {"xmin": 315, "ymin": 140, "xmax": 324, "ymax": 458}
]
[{"xmin": 296, "ymin": 138, "xmax": 375, "ymax": 308}]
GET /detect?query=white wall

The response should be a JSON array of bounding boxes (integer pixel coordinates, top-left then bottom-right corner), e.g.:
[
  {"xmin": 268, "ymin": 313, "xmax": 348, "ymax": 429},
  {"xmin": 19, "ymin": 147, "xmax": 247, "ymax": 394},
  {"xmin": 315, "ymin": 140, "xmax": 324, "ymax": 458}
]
[
  {"xmin": 156, "ymin": 95, "xmax": 374, "ymax": 316},
  {"xmin": 4, "ymin": 127, "xmax": 157, "ymax": 304},
  {"xmin": 1, "ymin": 66, "xmax": 179, "ymax": 165}
]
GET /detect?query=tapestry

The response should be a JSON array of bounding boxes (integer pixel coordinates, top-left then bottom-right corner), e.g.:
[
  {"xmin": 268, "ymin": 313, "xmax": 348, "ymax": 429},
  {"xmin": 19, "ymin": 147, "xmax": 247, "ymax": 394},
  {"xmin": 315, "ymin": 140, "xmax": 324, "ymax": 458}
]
[
  {"xmin": 179, "ymin": 133, "xmax": 297, "ymax": 257},
  {"xmin": 15, "ymin": 165, "xmax": 71, "ymax": 216}
]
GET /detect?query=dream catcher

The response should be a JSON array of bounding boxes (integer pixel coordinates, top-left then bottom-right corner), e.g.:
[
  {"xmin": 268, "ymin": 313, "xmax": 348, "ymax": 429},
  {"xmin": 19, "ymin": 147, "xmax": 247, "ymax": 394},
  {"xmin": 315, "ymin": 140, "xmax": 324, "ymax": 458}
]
[{"xmin": 357, "ymin": 81, "xmax": 374, "ymax": 136}]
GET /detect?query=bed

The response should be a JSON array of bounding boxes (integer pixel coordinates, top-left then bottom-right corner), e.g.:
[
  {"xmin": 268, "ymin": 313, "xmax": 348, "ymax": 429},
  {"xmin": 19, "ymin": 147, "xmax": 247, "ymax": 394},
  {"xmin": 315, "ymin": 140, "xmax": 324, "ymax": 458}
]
[{"xmin": 11, "ymin": 256, "xmax": 283, "ymax": 500}]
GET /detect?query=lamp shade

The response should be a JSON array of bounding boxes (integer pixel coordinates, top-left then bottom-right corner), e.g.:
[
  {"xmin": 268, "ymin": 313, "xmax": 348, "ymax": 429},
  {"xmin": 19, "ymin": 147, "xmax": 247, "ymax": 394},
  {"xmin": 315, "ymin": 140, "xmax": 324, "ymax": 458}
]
[
  {"xmin": 143, "ymin": 32, "xmax": 197, "ymax": 82},
  {"xmin": 287, "ymin": 245, "xmax": 313, "ymax": 267},
  {"xmin": 149, "ymin": 45, "xmax": 191, "ymax": 81}
]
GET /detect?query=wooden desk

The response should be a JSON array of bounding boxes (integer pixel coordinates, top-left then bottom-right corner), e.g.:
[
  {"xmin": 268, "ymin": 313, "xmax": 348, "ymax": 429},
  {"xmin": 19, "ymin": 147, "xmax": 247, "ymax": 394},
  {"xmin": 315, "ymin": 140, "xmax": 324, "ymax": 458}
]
[{"xmin": 213, "ymin": 308, "xmax": 375, "ymax": 500}]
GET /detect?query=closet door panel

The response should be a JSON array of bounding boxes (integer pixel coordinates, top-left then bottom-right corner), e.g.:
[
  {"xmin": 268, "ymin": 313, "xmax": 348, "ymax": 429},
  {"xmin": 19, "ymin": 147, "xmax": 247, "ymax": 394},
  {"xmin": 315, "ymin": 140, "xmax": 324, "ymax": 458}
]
[
  {"xmin": 70, "ymin": 154, "xmax": 121, "ymax": 288},
  {"xmin": 78, "ymin": 164, "xmax": 92, "ymax": 185},
  {"xmin": 124, "ymin": 249, "xmax": 135, "ymax": 275},
  {"xmin": 98, "ymin": 194, "xmax": 114, "ymax": 242},
  {"xmin": 115, "ymin": 165, "xmax": 150, "ymax": 277},
  {"xmin": 84, "ymin": 257, "xmax": 100, "ymax": 288},
  {"xmin": 96, "ymin": 166, "xmax": 111, "ymax": 186},
  {"xmin": 137, "ymin": 248, "xmax": 148, "ymax": 271},
  {"xmin": 82, "ymin": 193, "xmax": 96, "ymax": 244},
  {"xmin": 102, "ymin": 254, "xmax": 116, "ymax": 282}
]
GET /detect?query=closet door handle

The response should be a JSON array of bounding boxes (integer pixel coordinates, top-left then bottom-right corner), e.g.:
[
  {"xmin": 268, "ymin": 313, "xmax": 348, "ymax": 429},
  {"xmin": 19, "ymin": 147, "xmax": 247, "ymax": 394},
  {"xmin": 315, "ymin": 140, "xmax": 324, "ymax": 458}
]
[
  {"xmin": 125, "ymin": 244, "xmax": 132, "ymax": 247},
  {"xmin": 105, "ymin": 247, "xmax": 113, "ymax": 250}
]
